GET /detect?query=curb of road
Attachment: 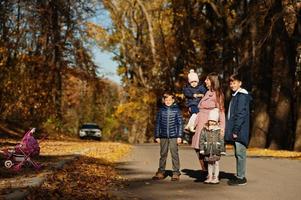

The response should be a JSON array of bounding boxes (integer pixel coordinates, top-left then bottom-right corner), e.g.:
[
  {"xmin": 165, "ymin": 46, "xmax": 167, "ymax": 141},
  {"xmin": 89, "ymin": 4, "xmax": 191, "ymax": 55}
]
[{"xmin": 1, "ymin": 149, "xmax": 91, "ymax": 200}]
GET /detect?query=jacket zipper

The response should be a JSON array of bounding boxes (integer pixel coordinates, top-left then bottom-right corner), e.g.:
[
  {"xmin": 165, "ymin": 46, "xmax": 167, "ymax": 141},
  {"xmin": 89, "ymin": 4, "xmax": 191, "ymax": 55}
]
[{"xmin": 167, "ymin": 107, "xmax": 170, "ymax": 138}]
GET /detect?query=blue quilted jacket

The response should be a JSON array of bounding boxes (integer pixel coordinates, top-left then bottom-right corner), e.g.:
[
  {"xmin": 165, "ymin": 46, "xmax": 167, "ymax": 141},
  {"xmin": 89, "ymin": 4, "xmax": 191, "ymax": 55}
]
[{"xmin": 155, "ymin": 103, "xmax": 183, "ymax": 139}]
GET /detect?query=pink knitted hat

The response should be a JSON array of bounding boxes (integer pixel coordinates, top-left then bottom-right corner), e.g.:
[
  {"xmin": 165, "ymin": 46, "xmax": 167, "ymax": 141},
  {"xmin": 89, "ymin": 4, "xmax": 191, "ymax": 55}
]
[
  {"xmin": 188, "ymin": 69, "xmax": 199, "ymax": 83},
  {"xmin": 208, "ymin": 108, "xmax": 219, "ymax": 122}
]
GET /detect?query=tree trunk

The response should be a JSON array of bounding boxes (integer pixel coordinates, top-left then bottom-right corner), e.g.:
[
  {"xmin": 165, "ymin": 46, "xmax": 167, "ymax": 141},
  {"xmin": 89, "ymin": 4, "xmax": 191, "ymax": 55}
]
[
  {"xmin": 136, "ymin": 0, "xmax": 157, "ymax": 68},
  {"xmin": 51, "ymin": 0, "xmax": 63, "ymax": 123},
  {"xmin": 268, "ymin": 36, "xmax": 293, "ymax": 150},
  {"xmin": 294, "ymin": 38, "xmax": 301, "ymax": 151},
  {"xmin": 268, "ymin": 91, "xmax": 291, "ymax": 149},
  {"xmin": 249, "ymin": 104, "xmax": 270, "ymax": 148},
  {"xmin": 295, "ymin": 102, "xmax": 301, "ymax": 151}
]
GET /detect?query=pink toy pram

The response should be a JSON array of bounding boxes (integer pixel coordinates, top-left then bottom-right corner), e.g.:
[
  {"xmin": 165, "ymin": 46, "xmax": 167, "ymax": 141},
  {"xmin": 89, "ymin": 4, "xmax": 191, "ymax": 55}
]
[{"xmin": 1, "ymin": 128, "xmax": 42, "ymax": 171}]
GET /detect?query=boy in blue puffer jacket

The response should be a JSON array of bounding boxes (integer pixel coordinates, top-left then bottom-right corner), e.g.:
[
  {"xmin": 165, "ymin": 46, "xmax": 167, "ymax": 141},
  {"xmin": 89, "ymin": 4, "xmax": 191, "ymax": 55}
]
[{"xmin": 152, "ymin": 92, "xmax": 183, "ymax": 181}]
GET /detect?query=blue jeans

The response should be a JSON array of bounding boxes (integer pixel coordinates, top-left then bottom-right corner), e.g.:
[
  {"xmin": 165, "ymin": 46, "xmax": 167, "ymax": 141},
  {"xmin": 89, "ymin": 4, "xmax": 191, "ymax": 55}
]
[{"xmin": 234, "ymin": 142, "xmax": 247, "ymax": 179}]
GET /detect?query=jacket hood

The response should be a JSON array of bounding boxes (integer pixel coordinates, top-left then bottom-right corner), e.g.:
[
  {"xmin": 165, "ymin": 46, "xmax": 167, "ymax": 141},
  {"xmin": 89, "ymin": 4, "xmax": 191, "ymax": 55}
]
[
  {"xmin": 204, "ymin": 124, "xmax": 221, "ymax": 131},
  {"xmin": 238, "ymin": 88, "xmax": 248, "ymax": 94},
  {"xmin": 235, "ymin": 88, "xmax": 252, "ymax": 102}
]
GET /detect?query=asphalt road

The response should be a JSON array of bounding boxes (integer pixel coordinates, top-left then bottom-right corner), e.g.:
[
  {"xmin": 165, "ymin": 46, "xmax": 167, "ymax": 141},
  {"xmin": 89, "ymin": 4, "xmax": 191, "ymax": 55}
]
[{"xmin": 114, "ymin": 144, "xmax": 301, "ymax": 200}]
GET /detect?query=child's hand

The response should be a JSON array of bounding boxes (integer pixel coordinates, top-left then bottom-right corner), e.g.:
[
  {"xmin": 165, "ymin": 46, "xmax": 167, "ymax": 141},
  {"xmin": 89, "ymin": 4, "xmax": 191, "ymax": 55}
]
[
  {"xmin": 177, "ymin": 138, "xmax": 182, "ymax": 144},
  {"xmin": 232, "ymin": 133, "xmax": 238, "ymax": 139},
  {"xmin": 155, "ymin": 138, "xmax": 160, "ymax": 143},
  {"xmin": 199, "ymin": 150, "xmax": 205, "ymax": 154},
  {"xmin": 193, "ymin": 94, "xmax": 204, "ymax": 98}
]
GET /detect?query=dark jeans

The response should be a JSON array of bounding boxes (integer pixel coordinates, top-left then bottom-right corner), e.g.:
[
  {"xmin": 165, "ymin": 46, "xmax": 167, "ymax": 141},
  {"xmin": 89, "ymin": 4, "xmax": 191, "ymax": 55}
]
[{"xmin": 158, "ymin": 138, "xmax": 180, "ymax": 175}]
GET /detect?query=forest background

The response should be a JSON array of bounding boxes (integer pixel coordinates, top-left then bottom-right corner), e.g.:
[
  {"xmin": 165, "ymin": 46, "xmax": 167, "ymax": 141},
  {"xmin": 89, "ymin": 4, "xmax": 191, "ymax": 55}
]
[{"xmin": 0, "ymin": 0, "xmax": 301, "ymax": 151}]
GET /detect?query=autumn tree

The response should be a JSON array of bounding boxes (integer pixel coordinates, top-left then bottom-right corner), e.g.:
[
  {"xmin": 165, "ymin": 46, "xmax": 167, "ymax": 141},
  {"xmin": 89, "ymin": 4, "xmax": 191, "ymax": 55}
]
[
  {"xmin": 94, "ymin": 0, "xmax": 301, "ymax": 150},
  {"xmin": 0, "ymin": 0, "xmax": 119, "ymax": 138}
]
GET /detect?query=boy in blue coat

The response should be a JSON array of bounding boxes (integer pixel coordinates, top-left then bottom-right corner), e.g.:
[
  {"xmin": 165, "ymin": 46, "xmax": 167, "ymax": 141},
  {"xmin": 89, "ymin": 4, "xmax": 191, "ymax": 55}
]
[
  {"xmin": 225, "ymin": 74, "xmax": 251, "ymax": 186},
  {"xmin": 152, "ymin": 92, "xmax": 183, "ymax": 181}
]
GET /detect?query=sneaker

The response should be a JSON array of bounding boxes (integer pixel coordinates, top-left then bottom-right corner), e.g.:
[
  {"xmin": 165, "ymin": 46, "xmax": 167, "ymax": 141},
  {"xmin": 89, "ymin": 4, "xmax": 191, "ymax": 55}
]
[
  {"xmin": 211, "ymin": 176, "xmax": 219, "ymax": 184},
  {"xmin": 228, "ymin": 177, "xmax": 247, "ymax": 186},
  {"xmin": 152, "ymin": 172, "xmax": 165, "ymax": 180},
  {"xmin": 171, "ymin": 174, "xmax": 180, "ymax": 181},
  {"xmin": 204, "ymin": 176, "xmax": 212, "ymax": 184}
]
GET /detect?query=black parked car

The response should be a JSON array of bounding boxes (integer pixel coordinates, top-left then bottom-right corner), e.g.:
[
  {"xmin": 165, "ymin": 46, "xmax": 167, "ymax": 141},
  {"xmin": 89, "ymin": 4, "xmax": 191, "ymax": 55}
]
[{"xmin": 79, "ymin": 123, "xmax": 102, "ymax": 140}]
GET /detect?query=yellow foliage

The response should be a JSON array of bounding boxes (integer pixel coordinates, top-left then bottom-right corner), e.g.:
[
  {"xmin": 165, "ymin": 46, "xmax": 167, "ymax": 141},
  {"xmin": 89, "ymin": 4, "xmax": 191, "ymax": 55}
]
[
  {"xmin": 247, "ymin": 148, "xmax": 301, "ymax": 160},
  {"xmin": 86, "ymin": 22, "xmax": 109, "ymax": 41},
  {"xmin": 117, "ymin": 66, "xmax": 127, "ymax": 75}
]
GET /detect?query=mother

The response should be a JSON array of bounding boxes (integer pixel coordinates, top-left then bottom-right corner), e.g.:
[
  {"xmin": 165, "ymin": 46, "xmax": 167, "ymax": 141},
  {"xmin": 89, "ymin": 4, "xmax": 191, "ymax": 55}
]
[{"xmin": 191, "ymin": 72, "xmax": 225, "ymax": 171}]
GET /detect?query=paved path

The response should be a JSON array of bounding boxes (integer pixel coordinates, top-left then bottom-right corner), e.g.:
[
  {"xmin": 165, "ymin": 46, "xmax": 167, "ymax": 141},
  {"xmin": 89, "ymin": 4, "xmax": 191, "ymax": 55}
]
[{"xmin": 115, "ymin": 144, "xmax": 301, "ymax": 200}]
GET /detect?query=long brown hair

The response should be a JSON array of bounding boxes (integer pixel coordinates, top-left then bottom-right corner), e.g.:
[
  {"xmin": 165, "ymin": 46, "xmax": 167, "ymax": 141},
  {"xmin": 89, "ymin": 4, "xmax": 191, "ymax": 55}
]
[{"xmin": 207, "ymin": 72, "xmax": 225, "ymax": 111}]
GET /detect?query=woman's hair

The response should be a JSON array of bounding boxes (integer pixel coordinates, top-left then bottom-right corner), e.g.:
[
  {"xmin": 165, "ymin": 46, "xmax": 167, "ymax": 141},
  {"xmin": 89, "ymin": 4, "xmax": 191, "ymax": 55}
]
[{"xmin": 207, "ymin": 72, "xmax": 225, "ymax": 111}]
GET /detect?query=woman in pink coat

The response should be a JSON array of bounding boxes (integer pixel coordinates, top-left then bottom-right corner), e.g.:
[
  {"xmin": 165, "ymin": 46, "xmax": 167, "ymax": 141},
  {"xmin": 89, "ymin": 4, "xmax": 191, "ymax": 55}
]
[{"xmin": 191, "ymin": 72, "xmax": 225, "ymax": 171}]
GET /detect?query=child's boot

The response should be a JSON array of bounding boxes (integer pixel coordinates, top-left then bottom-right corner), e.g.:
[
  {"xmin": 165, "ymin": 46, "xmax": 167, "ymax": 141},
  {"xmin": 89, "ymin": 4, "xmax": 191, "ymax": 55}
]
[
  {"xmin": 204, "ymin": 176, "xmax": 212, "ymax": 184},
  {"xmin": 189, "ymin": 126, "xmax": 196, "ymax": 133},
  {"xmin": 211, "ymin": 176, "xmax": 219, "ymax": 184},
  {"xmin": 185, "ymin": 113, "xmax": 196, "ymax": 133},
  {"xmin": 184, "ymin": 125, "xmax": 190, "ymax": 133},
  {"xmin": 152, "ymin": 171, "xmax": 165, "ymax": 180},
  {"xmin": 188, "ymin": 113, "xmax": 197, "ymax": 132}
]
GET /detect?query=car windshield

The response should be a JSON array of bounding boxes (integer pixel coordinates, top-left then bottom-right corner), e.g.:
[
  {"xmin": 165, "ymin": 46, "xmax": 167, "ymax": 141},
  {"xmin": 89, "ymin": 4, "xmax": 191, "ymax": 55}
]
[{"xmin": 81, "ymin": 124, "xmax": 100, "ymax": 129}]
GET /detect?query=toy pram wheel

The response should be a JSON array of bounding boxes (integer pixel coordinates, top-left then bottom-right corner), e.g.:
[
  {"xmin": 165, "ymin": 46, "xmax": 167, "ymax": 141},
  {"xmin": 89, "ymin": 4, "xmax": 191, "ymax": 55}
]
[{"xmin": 4, "ymin": 160, "xmax": 13, "ymax": 168}]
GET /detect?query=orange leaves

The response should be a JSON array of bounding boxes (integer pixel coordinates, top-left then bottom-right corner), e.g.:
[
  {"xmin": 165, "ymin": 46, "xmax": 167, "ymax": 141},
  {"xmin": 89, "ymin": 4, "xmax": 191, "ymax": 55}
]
[
  {"xmin": 18, "ymin": 53, "xmax": 44, "ymax": 63},
  {"xmin": 0, "ymin": 47, "xmax": 9, "ymax": 67},
  {"xmin": 282, "ymin": 1, "xmax": 297, "ymax": 37},
  {"xmin": 24, "ymin": 141, "xmax": 131, "ymax": 199},
  {"xmin": 247, "ymin": 148, "xmax": 301, "ymax": 160}
]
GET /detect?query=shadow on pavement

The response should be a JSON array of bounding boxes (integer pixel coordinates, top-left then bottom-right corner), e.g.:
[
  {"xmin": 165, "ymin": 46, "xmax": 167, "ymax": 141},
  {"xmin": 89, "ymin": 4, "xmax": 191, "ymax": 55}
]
[{"xmin": 181, "ymin": 169, "xmax": 236, "ymax": 182}]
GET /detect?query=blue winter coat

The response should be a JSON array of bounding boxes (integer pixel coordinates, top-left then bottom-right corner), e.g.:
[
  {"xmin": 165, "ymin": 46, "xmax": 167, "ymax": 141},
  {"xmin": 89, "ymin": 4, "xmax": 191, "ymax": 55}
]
[
  {"xmin": 225, "ymin": 88, "xmax": 251, "ymax": 147},
  {"xmin": 155, "ymin": 103, "xmax": 183, "ymax": 139},
  {"xmin": 183, "ymin": 84, "xmax": 207, "ymax": 108}
]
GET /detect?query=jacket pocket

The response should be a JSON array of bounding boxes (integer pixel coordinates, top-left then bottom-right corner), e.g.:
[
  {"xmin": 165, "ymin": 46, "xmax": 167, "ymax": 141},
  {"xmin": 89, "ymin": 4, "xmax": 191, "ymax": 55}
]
[
  {"xmin": 216, "ymin": 142, "xmax": 221, "ymax": 151},
  {"xmin": 204, "ymin": 142, "xmax": 208, "ymax": 152}
]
